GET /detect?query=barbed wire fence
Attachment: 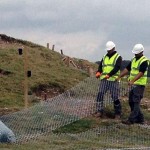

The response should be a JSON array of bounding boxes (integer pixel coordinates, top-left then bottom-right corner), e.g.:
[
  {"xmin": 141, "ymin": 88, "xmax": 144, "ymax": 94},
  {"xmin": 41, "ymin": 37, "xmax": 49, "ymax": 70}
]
[{"xmin": 0, "ymin": 77, "xmax": 150, "ymax": 149}]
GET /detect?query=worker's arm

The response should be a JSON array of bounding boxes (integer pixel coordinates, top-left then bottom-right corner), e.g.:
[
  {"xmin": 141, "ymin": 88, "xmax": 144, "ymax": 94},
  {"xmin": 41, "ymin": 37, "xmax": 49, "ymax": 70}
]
[
  {"xmin": 128, "ymin": 60, "xmax": 148, "ymax": 85},
  {"xmin": 108, "ymin": 56, "xmax": 122, "ymax": 77},
  {"xmin": 128, "ymin": 72, "xmax": 144, "ymax": 85},
  {"xmin": 116, "ymin": 62, "xmax": 131, "ymax": 81},
  {"xmin": 119, "ymin": 68, "xmax": 129, "ymax": 78}
]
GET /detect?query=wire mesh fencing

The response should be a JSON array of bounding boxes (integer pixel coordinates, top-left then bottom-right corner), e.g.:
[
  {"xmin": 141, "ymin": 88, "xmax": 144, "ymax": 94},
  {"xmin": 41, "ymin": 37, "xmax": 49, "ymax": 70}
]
[{"xmin": 0, "ymin": 77, "xmax": 150, "ymax": 149}]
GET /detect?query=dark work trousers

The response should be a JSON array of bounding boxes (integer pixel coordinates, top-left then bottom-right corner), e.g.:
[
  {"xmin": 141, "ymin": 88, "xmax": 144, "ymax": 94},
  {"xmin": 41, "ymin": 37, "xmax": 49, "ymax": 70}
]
[
  {"xmin": 128, "ymin": 85, "xmax": 145, "ymax": 123},
  {"xmin": 96, "ymin": 79, "xmax": 121, "ymax": 115}
]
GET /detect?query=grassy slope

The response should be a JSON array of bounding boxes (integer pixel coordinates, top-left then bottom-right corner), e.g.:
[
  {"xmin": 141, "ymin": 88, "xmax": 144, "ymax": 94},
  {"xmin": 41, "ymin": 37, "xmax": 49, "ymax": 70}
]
[
  {"xmin": 0, "ymin": 37, "xmax": 92, "ymax": 108},
  {"xmin": 0, "ymin": 35, "xmax": 150, "ymax": 149}
]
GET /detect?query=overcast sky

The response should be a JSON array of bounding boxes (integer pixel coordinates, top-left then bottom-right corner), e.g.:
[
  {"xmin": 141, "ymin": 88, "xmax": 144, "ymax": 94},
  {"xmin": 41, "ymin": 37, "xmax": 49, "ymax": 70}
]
[{"xmin": 1, "ymin": 0, "xmax": 150, "ymax": 62}]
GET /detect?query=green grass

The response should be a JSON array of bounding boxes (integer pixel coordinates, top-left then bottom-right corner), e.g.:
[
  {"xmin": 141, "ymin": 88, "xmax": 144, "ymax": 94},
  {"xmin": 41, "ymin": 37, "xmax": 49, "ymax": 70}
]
[
  {"xmin": 0, "ymin": 100, "xmax": 150, "ymax": 149},
  {"xmin": 0, "ymin": 42, "xmax": 90, "ymax": 108},
  {"xmin": 53, "ymin": 118, "xmax": 96, "ymax": 134}
]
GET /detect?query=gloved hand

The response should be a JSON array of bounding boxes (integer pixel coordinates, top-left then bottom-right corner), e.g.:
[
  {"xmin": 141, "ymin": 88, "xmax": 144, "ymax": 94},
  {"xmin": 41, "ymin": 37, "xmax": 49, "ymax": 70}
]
[
  {"xmin": 95, "ymin": 72, "xmax": 101, "ymax": 78},
  {"xmin": 104, "ymin": 74, "xmax": 110, "ymax": 79},
  {"xmin": 128, "ymin": 80, "xmax": 134, "ymax": 86},
  {"xmin": 115, "ymin": 77, "xmax": 121, "ymax": 82}
]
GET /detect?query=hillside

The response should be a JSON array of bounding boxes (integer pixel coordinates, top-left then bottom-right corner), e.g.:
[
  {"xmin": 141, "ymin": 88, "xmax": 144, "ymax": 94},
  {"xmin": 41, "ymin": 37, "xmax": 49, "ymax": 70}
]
[
  {"xmin": 0, "ymin": 35, "xmax": 150, "ymax": 150},
  {"xmin": 0, "ymin": 34, "xmax": 97, "ymax": 111}
]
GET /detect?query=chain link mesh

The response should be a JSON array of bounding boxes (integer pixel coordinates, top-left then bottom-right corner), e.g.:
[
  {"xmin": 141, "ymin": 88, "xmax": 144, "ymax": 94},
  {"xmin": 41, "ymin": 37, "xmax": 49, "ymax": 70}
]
[{"xmin": 0, "ymin": 77, "xmax": 150, "ymax": 149}]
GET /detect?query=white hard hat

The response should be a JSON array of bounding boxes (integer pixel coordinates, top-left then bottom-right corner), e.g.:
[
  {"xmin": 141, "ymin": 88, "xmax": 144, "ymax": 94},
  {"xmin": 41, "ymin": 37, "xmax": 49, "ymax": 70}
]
[
  {"xmin": 132, "ymin": 44, "xmax": 144, "ymax": 54},
  {"xmin": 105, "ymin": 41, "xmax": 115, "ymax": 51}
]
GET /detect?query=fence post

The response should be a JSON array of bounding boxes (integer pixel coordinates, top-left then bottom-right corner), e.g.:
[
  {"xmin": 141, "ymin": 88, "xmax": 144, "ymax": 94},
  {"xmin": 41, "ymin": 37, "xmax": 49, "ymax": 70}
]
[
  {"xmin": 47, "ymin": 43, "xmax": 49, "ymax": 49},
  {"xmin": 0, "ymin": 37, "xmax": 2, "ymax": 44},
  {"xmin": 52, "ymin": 45, "xmax": 55, "ymax": 51},
  {"xmin": 67, "ymin": 56, "xmax": 70, "ymax": 67},
  {"xmin": 18, "ymin": 48, "xmax": 28, "ymax": 108},
  {"xmin": 24, "ymin": 48, "xmax": 29, "ymax": 108},
  {"xmin": 60, "ymin": 49, "xmax": 63, "ymax": 55},
  {"xmin": 18, "ymin": 47, "xmax": 32, "ymax": 108}
]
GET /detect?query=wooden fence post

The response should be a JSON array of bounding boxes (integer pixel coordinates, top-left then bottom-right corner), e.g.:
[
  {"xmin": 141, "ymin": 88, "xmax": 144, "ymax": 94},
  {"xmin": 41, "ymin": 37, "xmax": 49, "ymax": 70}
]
[
  {"xmin": 60, "ymin": 49, "xmax": 63, "ymax": 55},
  {"xmin": 47, "ymin": 43, "xmax": 49, "ymax": 49},
  {"xmin": 52, "ymin": 45, "xmax": 55, "ymax": 51},
  {"xmin": 23, "ymin": 48, "xmax": 28, "ymax": 108},
  {"xmin": 0, "ymin": 37, "xmax": 2, "ymax": 44},
  {"xmin": 67, "ymin": 56, "xmax": 70, "ymax": 67}
]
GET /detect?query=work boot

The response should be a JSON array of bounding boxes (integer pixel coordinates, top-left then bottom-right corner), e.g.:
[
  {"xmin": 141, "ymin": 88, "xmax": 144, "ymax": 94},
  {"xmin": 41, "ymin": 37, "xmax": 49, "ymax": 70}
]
[
  {"xmin": 136, "ymin": 115, "xmax": 144, "ymax": 124},
  {"xmin": 135, "ymin": 120, "xmax": 145, "ymax": 125},
  {"xmin": 93, "ymin": 112, "xmax": 103, "ymax": 118},
  {"xmin": 138, "ymin": 121, "xmax": 145, "ymax": 125}
]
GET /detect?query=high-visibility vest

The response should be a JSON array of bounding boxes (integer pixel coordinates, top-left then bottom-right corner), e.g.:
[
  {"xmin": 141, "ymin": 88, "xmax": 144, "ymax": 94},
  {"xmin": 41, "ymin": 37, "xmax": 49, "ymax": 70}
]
[
  {"xmin": 129, "ymin": 56, "xmax": 149, "ymax": 85},
  {"xmin": 100, "ymin": 53, "xmax": 120, "ymax": 81}
]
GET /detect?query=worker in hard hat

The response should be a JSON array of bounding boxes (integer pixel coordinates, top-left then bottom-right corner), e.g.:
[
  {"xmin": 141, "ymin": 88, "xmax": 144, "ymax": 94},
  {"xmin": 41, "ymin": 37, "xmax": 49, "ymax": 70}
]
[
  {"xmin": 118, "ymin": 44, "xmax": 149, "ymax": 125},
  {"xmin": 94, "ymin": 41, "xmax": 122, "ymax": 119}
]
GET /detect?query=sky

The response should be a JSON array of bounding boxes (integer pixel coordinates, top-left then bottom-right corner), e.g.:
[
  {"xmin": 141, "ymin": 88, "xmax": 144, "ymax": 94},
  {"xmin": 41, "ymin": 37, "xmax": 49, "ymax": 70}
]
[{"xmin": 1, "ymin": 0, "xmax": 150, "ymax": 62}]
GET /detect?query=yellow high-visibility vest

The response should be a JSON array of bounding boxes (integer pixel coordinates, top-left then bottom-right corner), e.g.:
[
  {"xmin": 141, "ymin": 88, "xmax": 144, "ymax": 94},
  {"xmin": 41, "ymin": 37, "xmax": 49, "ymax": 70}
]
[
  {"xmin": 100, "ymin": 53, "xmax": 120, "ymax": 81},
  {"xmin": 129, "ymin": 56, "xmax": 149, "ymax": 85}
]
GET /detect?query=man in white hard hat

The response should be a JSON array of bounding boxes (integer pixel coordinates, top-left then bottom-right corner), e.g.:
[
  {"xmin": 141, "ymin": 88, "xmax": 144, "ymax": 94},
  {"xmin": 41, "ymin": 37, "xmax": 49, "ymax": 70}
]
[
  {"xmin": 94, "ymin": 41, "xmax": 122, "ymax": 119},
  {"xmin": 118, "ymin": 44, "xmax": 149, "ymax": 125}
]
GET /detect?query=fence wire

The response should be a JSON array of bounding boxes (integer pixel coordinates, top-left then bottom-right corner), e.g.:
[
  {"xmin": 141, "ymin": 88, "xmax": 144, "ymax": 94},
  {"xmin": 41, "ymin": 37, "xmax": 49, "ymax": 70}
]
[{"xmin": 0, "ymin": 77, "xmax": 150, "ymax": 149}]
